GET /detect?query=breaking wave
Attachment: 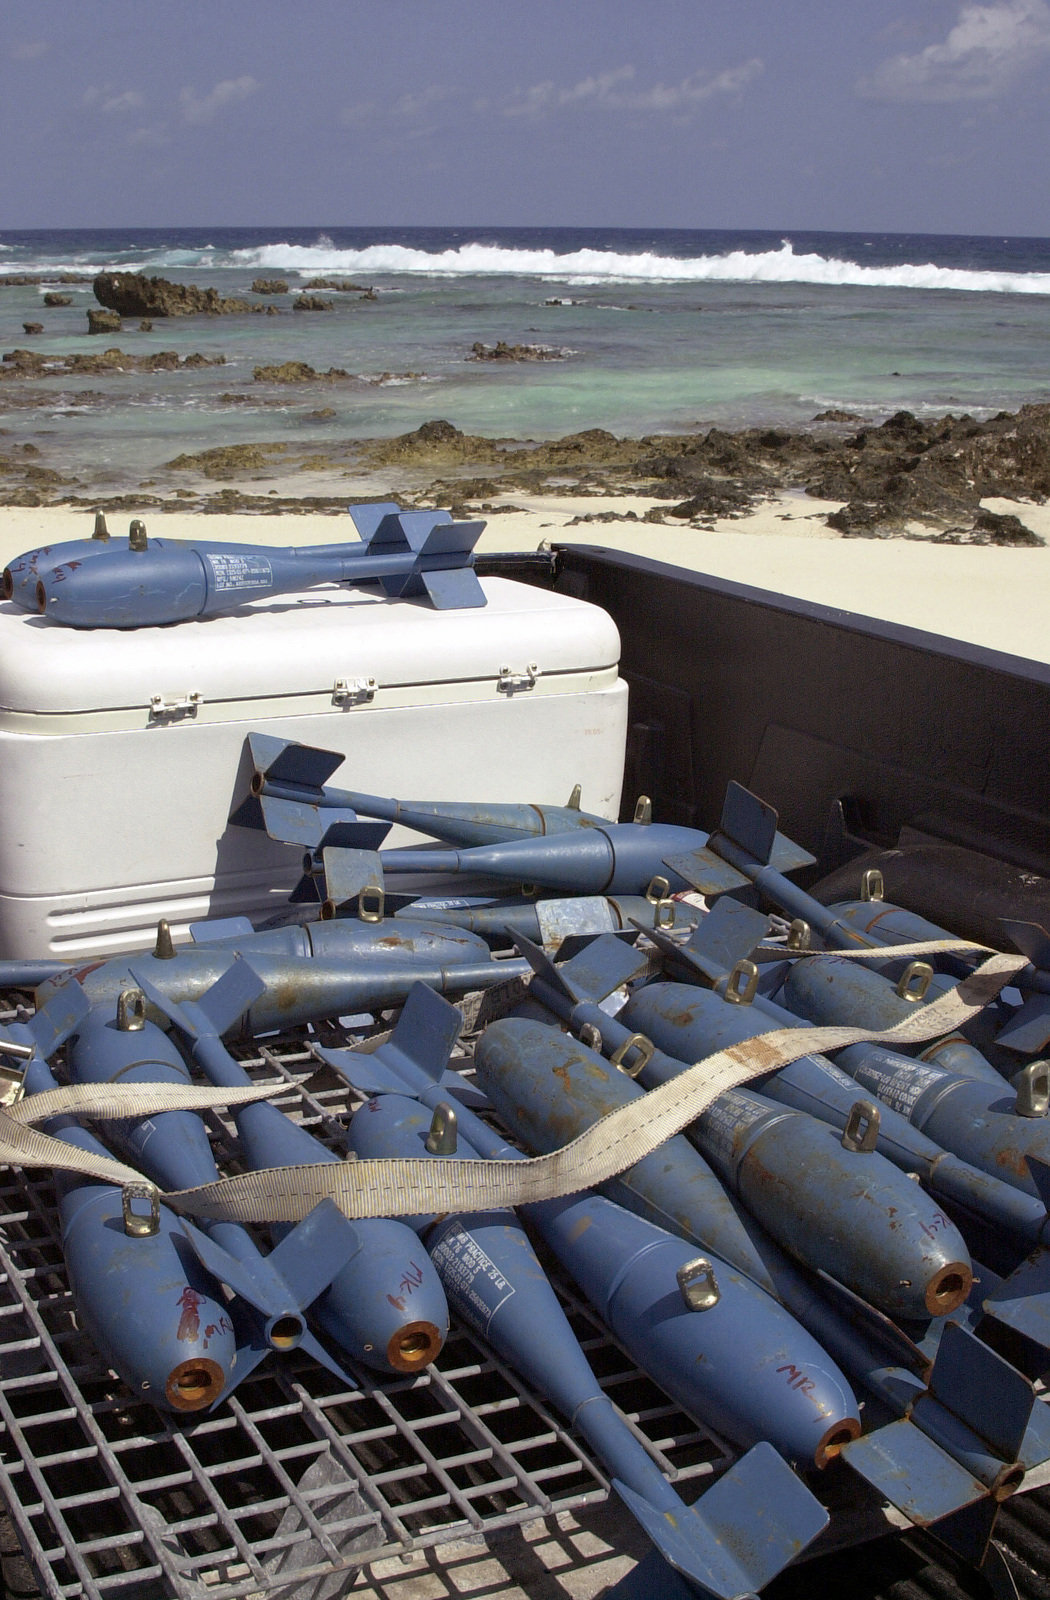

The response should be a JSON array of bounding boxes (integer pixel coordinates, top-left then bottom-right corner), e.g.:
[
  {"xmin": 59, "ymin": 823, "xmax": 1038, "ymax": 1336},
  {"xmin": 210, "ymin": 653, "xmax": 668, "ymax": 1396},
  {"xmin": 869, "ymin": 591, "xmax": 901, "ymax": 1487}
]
[
  {"xmin": 228, "ymin": 238, "xmax": 1050, "ymax": 295},
  {"xmin": 4, "ymin": 234, "xmax": 1050, "ymax": 296}
]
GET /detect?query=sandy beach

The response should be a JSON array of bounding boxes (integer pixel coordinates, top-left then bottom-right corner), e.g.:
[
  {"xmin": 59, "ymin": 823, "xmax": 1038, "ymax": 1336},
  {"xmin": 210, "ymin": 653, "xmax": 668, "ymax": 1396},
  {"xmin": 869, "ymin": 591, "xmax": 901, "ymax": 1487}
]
[{"xmin": 4, "ymin": 485, "xmax": 1049, "ymax": 663}]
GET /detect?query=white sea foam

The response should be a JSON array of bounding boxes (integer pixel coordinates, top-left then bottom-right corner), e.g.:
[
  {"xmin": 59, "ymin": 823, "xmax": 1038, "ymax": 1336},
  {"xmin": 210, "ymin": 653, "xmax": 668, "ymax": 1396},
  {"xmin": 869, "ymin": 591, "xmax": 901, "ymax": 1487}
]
[
  {"xmin": 226, "ymin": 238, "xmax": 1050, "ymax": 296},
  {"xmin": 5, "ymin": 237, "xmax": 1050, "ymax": 295}
]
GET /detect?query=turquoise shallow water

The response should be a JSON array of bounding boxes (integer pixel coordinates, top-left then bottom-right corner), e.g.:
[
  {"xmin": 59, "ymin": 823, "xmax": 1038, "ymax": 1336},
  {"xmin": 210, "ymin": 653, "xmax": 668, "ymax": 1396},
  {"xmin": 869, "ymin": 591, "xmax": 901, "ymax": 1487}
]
[{"xmin": 2, "ymin": 225, "xmax": 1050, "ymax": 486}]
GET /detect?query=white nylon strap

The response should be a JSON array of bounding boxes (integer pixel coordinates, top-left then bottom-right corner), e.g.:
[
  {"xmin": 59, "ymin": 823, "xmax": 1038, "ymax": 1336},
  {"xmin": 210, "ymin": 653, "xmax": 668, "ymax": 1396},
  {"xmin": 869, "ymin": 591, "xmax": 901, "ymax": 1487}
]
[
  {"xmin": 158, "ymin": 949, "xmax": 1024, "ymax": 1224},
  {"xmin": 757, "ymin": 937, "xmax": 997, "ymax": 960},
  {"xmin": 0, "ymin": 952, "xmax": 1024, "ymax": 1221},
  {"xmin": 0, "ymin": 1083, "xmax": 283, "ymax": 1189}
]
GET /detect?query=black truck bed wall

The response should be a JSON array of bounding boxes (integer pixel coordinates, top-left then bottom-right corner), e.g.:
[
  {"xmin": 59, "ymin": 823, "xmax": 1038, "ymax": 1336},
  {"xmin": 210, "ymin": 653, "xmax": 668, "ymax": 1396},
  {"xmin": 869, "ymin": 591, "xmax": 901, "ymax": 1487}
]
[{"xmin": 481, "ymin": 546, "xmax": 1050, "ymax": 879}]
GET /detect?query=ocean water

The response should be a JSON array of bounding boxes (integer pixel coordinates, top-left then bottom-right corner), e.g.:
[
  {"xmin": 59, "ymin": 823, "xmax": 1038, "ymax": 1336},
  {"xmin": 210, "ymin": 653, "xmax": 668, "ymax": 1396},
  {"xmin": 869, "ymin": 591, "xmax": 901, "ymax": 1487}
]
[{"xmin": 2, "ymin": 225, "xmax": 1050, "ymax": 487}]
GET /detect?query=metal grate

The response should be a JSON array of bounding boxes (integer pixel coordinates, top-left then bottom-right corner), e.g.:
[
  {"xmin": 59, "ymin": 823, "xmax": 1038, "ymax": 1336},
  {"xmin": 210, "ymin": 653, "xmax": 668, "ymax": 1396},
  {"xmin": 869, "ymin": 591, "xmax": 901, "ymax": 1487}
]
[{"xmin": 0, "ymin": 1008, "xmax": 734, "ymax": 1600}]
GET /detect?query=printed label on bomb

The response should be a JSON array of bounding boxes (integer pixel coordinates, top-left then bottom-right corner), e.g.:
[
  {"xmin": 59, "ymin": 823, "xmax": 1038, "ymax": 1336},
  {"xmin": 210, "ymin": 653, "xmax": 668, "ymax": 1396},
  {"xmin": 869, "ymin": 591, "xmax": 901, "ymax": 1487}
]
[
  {"xmin": 430, "ymin": 1224, "xmax": 515, "ymax": 1334},
  {"xmin": 697, "ymin": 1087, "xmax": 768, "ymax": 1163},
  {"xmin": 205, "ymin": 552, "xmax": 273, "ymax": 591},
  {"xmin": 852, "ymin": 1057, "xmax": 943, "ymax": 1115}
]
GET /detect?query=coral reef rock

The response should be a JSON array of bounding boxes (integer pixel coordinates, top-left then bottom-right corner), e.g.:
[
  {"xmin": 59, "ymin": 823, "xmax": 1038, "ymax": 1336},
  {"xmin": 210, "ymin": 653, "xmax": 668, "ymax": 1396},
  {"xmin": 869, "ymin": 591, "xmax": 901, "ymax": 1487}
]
[
  {"xmin": 87, "ymin": 309, "xmax": 122, "ymax": 335},
  {"xmin": 93, "ymin": 271, "xmax": 269, "ymax": 318},
  {"xmin": 468, "ymin": 341, "xmax": 563, "ymax": 361}
]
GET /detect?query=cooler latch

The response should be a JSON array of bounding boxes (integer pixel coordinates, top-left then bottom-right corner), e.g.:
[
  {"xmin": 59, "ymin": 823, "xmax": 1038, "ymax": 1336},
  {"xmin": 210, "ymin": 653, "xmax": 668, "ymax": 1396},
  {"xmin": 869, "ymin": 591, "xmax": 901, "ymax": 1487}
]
[
  {"xmin": 332, "ymin": 676, "xmax": 377, "ymax": 706},
  {"xmin": 498, "ymin": 662, "xmax": 539, "ymax": 695},
  {"xmin": 149, "ymin": 691, "xmax": 202, "ymax": 722}
]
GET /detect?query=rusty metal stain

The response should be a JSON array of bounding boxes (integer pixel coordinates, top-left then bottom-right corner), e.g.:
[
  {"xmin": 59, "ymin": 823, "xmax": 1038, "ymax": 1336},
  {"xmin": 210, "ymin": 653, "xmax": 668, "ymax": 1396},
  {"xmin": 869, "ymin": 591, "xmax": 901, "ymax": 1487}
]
[{"xmin": 995, "ymin": 1146, "xmax": 1031, "ymax": 1179}]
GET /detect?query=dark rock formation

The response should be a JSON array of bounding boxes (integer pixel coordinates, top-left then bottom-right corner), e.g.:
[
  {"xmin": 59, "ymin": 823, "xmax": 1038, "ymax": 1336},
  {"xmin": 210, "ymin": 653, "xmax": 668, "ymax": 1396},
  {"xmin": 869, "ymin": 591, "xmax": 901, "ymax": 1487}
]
[
  {"xmin": 293, "ymin": 295, "xmax": 333, "ymax": 311},
  {"xmin": 22, "ymin": 323, "xmax": 43, "ymax": 336},
  {"xmin": 254, "ymin": 361, "xmax": 320, "ymax": 383},
  {"xmin": 165, "ymin": 443, "xmax": 288, "ymax": 478},
  {"xmin": 252, "ymin": 361, "xmax": 348, "ymax": 382},
  {"xmin": 304, "ymin": 278, "xmax": 368, "ymax": 292},
  {"xmin": 87, "ymin": 309, "xmax": 121, "ymax": 334},
  {"xmin": 0, "ymin": 274, "xmax": 93, "ymax": 288},
  {"xmin": 93, "ymin": 271, "xmax": 269, "ymax": 317},
  {"xmin": 666, "ymin": 481, "xmax": 755, "ymax": 519},
  {"xmin": 970, "ymin": 509, "xmax": 1041, "ymax": 545},
  {"xmin": 139, "ymin": 320, "xmax": 153, "ymax": 332},
  {"xmin": 415, "ymin": 420, "xmax": 462, "ymax": 444},
  {"xmin": 468, "ymin": 341, "xmax": 563, "ymax": 361},
  {"xmin": 251, "ymin": 278, "xmax": 288, "ymax": 294},
  {"xmin": 43, "ymin": 293, "xmax": 72, "ymax": 307},
  {"xmin": 1, "ymin": 346, "xmax": 224, "ymax": 377},
  {"xmin": 825, "ymin": 502, "xmax": 885, "ymax": 535}
]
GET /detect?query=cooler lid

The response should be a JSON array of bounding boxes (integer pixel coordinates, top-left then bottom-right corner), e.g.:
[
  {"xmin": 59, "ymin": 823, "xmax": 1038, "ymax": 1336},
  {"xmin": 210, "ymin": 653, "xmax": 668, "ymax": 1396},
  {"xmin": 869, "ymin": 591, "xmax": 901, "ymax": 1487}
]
[{"xmin": 0, "ymin": 576, "xmax": 621, "ymax": 715}]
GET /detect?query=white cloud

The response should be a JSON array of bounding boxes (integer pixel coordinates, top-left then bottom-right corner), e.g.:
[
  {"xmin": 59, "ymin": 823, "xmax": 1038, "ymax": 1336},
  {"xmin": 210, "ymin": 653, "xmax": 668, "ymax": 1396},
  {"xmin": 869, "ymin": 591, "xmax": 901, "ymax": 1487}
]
[
  {"xmin": 857, "ymin": 0, "xmax": 1050, "ymax": 102},
  {"xmin": 11, "ymin": 41, "xmax": 49, "ymax": 61},
  {"xmin": 179, "ymin": 75, "xmax": 261, "ymax": 125},
  {"xmin": 340, "ymin": 100, "xmax": 378, "ymax": 126},
  {"xmin": 391, "ymin": 84, "xmax": 460, "ymax": 117},
  {"xmin": 341, "ymin": 85, "xmax": 460, "ymax": 125},
  {"xmin": 339, "ymin": 60, "xmax": 762, "ymax": 133},
  {"xmin": 503, "ymin": 59, "xmax": 764, "ymax": 118},
  {"xmin": 83, "ymin": 86, "xmax": 146, "ymax": 115},
  {"xmin": 127, "ymin": 125, "xmax": 170, "ymax": 148}
]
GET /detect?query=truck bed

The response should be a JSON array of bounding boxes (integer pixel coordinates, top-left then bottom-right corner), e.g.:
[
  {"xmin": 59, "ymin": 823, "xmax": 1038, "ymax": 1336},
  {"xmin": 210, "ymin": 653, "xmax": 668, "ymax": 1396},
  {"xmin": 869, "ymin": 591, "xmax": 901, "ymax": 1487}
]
[{"xmin": 4, "ymin": 542, "xmax": 1050, "ymax": 1600}]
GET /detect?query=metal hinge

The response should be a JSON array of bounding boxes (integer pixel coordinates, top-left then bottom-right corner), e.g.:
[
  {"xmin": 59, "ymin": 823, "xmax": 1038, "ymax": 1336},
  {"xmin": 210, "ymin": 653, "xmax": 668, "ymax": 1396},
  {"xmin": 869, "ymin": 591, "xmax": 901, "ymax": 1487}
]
[
  {"xmin": 497, "ymin": 662, "xmax": 539, "ymax": 695},
  {"xmin": 149, "ymin": 691, "xmax": 202, "ymax": 722},
  {"xmin": 332, "ymin": 676, "xmax": 377, "ymax": 706}
]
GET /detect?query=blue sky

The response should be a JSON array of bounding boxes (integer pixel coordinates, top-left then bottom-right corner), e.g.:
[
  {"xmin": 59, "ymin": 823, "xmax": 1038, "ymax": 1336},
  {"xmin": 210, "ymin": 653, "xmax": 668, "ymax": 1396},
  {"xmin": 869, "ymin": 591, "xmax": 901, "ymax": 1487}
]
[{"xmin": 3, "ymin": 0, "xmax": 1050, "ymax": 234}]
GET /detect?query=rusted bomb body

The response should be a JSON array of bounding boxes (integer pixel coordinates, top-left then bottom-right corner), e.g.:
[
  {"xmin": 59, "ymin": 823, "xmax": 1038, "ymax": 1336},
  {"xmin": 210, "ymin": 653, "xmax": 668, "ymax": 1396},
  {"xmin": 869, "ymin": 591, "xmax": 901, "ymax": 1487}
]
[
  {"xmin": 393, "ymin": 892, "xmax": 699, "ymax": 947},
  {"xmin": 520, "ymin": 1184, "xmax": 861, "ymax": 1472},
  {"xmin": 22, "ymin": 1054, "xmax": 237, "ymax": 1412},
  {"xmin": 240, "ymin": 731, "xmax": 612, "ymax": 848},
  {"xmin": 779, "ymin": 955, "xmax": 1004, "ymax": 1087},
  {"xmin": 127, "ymin": 961, "xmax": 450, "ymax": 1375},
  {"xmin": 4, "ymin": 910, "xmax": 499, "ymax": 1000},
  {"xmin": 621, "ymin": 980, "xmax": 1050, "ymax": 1253},
  {"xmin": 62, "ymin": 1000, "xmax": 377, "ymax": 1388},
  {"xmin": 343, "ymin": 1090, "xmax": 833, "ymax": 1593},
  {"xmin": 325, "ymin": 994, "xmax": 859, "ymax": 1467},
  {"xmin": 479, "ymin": 1014, "xmax": 968, "ymax": 1322},
  {"xmin": 468, "ymin": 1014, "xmax": 1046, "ymax": 1526},
  {"xmin": 823, "ymin": 1041, "xmax": 1050, "ymax": 1198},
  {"xmin": 35, "ymin": 937, "xmax": 526, "ymax": 1039},
  {"xmin": 359, "ymin": 822, "xmax": 716, "ymax": 896}
]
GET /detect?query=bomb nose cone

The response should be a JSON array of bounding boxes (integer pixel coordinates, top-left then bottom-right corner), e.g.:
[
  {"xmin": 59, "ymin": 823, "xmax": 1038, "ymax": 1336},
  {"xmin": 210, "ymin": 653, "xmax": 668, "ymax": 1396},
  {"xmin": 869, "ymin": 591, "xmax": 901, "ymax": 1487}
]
[
  {"xmin": 165, "ymin": 1357, "xmax": 227, "ymax": 1411},
  {"xmin": 926, "ymin": 1262, "xmax": 972, "ymax": 1315},
  {"xmin": 816, "ymin": 1418, "xmax": 863, "ymax": 1469},
  {"xmin": 1, "ymin": 569, "xmax": 12, "ymax": 600},
  {"xmin": 389, "ymin": 1321, "xmax": 444, "ymax": 1371}
]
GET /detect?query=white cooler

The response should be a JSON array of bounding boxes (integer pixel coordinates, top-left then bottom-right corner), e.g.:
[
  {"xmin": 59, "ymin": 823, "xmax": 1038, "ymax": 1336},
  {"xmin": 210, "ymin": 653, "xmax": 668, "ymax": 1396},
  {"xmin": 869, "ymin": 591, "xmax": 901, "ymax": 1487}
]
[{"xmin": 0, "ymin": 576, "xmax": 627, "ymax": 958}]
